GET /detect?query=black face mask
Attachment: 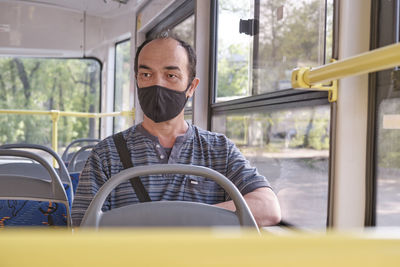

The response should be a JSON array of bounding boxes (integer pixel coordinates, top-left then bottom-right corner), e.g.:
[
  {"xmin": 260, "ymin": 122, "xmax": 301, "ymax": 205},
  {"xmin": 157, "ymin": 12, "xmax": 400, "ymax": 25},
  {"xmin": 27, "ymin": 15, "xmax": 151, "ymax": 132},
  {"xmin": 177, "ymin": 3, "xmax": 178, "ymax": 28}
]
[{"xmin": 137, "ymin": 84, "xmax": 190, "ymax": 123}]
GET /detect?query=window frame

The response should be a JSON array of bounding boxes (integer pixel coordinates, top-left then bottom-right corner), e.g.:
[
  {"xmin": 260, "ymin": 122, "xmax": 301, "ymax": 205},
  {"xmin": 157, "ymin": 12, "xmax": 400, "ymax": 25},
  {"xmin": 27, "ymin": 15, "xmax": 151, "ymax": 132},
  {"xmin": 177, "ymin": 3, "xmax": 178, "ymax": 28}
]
[{"xmin": 146, "ymin": 0, "xmax": 195, "ymax": 40}]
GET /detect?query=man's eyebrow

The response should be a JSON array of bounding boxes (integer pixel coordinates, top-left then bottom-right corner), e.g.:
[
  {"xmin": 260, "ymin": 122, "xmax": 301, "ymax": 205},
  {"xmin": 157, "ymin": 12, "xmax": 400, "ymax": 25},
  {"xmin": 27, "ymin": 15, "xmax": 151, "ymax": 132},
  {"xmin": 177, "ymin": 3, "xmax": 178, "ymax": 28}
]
[
  {"xmin": 164, "ymin": 66, "xmax": 181, "ymax": 71},
  {"xmin": 138, "ymin": 64, "xmax": 151, "ymax": 70}
]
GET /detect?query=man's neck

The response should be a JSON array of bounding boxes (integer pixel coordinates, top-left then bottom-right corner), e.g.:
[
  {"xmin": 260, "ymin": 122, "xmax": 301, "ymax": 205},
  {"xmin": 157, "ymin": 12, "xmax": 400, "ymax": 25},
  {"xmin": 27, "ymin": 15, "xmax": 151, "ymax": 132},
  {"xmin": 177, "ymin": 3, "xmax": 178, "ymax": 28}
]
[{"xmin": 141, "ymin": 115, "xmax": 188, "ymax": 148}]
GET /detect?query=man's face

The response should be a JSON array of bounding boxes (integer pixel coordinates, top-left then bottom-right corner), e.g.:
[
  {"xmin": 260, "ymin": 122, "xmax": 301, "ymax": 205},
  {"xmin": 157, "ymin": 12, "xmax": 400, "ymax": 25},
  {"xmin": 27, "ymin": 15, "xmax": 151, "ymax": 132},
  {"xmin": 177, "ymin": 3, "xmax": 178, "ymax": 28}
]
[{"xmin": 137, "ymin": 38, "xmax": 191, "ymax": 94}]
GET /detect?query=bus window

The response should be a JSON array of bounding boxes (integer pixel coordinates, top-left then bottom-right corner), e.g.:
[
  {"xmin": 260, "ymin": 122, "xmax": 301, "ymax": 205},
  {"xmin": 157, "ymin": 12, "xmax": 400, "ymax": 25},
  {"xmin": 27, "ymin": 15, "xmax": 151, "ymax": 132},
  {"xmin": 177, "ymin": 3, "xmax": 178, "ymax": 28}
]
[
  {"xmin": 212, "ymin": 105, "xmax": 330, "ymax": 229},
  {"xmin": 114, "ymin": 40, "xmax": 132, "ymax": 133},
  {"xmin": 212, "ymin": 0, "xmax": 333, "ymax": 228},
  {"xmin": 0, "ymin": 57, "xmax": 101, "ymax": 149},
  {"xmin": 216, "ymin": 0, "xmax": 333, "ymax": 102}
]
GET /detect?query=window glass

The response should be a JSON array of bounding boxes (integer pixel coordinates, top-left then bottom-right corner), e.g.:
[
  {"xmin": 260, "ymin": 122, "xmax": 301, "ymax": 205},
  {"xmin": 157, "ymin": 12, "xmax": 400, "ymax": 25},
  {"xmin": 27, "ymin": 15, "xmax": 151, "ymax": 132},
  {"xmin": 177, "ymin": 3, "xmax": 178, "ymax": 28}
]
[
  {"xmin": 374, "ymin": 0, "xmax": 400, "ymax": 227},
  {"xmin": 376, "ymin": 97, "xmax": 400, "ymax": 226},
  {"xmin": 169, "ymin": 14, "xmax": 195, "ymax": 112},
  {"xmin": 325, "ymin": 0, "xmax": 334, "ymax": 63},
  {"xmin": 0, "ymin": 57, "xmax": 100, "ymax": 150},
  {"xmin": 114, "ymin": 40, "xmax": 132, "ymax": 133},
  {"xmin": 212, "ymin": 105, "xmax": 330, "ymax": 228},
  {"xmin": 217, "ymin": 0, "xmax": 332, "ymax": 102},
  {"xmin": 170, "ymin": 15, "xmax": 195, "ymax": 48},
  {"xmin": 217, "ymin": 0, "xmax": 253, "ymax": 102},
  {"xmin": 184, "ymin": 113, "xmax": 193, "ymax": 124}
]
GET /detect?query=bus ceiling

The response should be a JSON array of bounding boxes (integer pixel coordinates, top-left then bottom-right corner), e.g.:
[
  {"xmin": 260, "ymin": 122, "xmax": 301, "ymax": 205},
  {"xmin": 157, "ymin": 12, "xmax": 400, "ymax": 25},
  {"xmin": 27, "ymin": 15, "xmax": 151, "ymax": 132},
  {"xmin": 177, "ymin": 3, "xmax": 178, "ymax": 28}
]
[{"xmin": 0, "ymin": 0, "xmax": 145, "ymax": 57}]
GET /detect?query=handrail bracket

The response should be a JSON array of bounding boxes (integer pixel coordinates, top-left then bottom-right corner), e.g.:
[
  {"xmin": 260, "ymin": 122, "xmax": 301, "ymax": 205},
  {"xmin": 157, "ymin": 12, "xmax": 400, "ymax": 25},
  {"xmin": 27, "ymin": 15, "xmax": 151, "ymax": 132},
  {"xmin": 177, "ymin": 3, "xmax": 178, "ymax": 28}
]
[{"xmin": 291, "ymin": 67, "xmax": 338, "ymax": 103}]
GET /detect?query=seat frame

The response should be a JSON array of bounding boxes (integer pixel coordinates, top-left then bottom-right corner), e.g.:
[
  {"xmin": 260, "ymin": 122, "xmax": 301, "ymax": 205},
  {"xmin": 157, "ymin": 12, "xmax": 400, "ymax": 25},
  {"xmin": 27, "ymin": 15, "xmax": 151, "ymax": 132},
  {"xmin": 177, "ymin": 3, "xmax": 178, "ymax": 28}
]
[
  {"xmin": 67, "ymin": 144, "xmax": 96, "ymax": 172},
  {"xmin": 61, "ymin": 138, "xmax": 100, "ymax": 162},
  {"xmin": 80, "ymin": 164, "xmax": 259, "ymax": 231}
]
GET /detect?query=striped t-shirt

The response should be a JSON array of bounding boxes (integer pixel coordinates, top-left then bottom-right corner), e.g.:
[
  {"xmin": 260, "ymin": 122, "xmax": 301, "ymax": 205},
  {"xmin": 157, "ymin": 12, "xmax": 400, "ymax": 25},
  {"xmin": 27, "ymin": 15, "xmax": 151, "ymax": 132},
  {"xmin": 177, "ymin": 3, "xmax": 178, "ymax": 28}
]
[{"xmin": 71, "ymin": 123, "xmax": 270, "ymax": 226}]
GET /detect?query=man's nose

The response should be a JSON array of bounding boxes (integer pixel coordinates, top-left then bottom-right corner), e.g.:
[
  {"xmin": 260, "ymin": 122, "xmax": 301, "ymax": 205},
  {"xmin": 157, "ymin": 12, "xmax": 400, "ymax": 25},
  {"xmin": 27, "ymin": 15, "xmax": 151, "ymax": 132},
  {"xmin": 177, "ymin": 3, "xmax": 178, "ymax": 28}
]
[{"xmin": 153, "ymin": 73, "xmax": 167, "ymax": 87}]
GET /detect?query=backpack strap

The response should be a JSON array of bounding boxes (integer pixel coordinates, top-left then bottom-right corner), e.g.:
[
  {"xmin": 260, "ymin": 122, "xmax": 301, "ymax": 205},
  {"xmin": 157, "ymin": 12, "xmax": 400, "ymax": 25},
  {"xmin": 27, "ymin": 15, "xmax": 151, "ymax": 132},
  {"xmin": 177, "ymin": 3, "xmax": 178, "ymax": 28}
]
[{"xmin": 112, "ymin": 132, "xmax": 151, "ymax": 202}]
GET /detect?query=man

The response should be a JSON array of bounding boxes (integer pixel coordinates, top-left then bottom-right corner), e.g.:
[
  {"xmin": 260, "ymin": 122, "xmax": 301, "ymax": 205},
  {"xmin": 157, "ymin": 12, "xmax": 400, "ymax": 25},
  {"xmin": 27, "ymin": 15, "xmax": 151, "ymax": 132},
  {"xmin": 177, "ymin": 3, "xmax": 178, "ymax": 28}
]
[{"xmin": 72, "ymin": 36, "xmax": 281, "ymax": 227}]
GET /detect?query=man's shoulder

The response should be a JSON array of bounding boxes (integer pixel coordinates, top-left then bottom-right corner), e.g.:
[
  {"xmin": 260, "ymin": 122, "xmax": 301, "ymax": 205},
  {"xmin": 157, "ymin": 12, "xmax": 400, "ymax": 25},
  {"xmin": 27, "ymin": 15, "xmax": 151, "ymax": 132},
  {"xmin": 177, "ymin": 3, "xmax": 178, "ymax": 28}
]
[{"xmin": 191, "ymin": 124, "xmax": 231, "ymax": 145}]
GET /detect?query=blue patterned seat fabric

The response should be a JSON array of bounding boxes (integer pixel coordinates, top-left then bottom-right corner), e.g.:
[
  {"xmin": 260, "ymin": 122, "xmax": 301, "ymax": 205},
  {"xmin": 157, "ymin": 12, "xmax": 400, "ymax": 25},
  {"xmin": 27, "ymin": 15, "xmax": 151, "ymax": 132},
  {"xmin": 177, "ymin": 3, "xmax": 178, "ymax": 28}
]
[
  {"xmin": 63, "ymin": 183, "xmax": 73, "ymax": 209},
  {"xmin": 0, "ymin": 200, "xmax": 68, "ymax": 227},
  {"xmin": 69, "ymin": 172, "xmax": 80, "ymax": 195}
]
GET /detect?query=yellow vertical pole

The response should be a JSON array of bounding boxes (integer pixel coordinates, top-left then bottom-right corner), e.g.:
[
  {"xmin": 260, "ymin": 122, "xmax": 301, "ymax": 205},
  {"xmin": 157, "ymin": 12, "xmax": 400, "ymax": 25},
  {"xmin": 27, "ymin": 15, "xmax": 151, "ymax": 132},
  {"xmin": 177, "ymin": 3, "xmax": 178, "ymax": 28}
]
[{"xmin": 51, "ymin": 110, "xmax": 60, "ymax": 167}]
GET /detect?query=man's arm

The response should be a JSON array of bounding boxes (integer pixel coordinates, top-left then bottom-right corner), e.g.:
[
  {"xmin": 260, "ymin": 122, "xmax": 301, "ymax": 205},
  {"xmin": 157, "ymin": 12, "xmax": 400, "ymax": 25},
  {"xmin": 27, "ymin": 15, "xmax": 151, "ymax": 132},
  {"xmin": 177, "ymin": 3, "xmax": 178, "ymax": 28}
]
[{"xmin": 214, "ymin": 187, "xmax": 281, "ymax": 227}]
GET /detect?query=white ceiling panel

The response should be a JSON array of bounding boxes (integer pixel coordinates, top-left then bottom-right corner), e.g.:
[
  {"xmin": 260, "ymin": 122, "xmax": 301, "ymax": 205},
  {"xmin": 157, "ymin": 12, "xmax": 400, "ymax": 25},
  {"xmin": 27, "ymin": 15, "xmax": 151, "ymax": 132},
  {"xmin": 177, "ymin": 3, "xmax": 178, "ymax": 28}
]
[{"xmin": 0, "ymin": 0, "xmax": 145, "ymax": 18}]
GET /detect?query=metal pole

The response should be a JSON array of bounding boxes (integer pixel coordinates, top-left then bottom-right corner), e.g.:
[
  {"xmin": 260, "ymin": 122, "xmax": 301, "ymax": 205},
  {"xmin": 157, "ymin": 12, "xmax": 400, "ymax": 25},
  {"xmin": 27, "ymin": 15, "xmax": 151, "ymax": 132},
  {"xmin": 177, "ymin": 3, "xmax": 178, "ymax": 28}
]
[
  {"xmin": 305, "ymin": 43, "xmax": 400, "ymax": 84},
  {"xmin": 51, "ymin": 110, "xmax": 60, "ymax": 166}
]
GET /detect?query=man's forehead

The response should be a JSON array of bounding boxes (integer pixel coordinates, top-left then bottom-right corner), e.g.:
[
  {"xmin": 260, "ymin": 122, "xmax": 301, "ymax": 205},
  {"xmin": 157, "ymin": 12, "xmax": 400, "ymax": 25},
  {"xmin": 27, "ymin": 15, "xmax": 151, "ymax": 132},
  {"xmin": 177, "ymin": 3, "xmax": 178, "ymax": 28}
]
[
  {"xmin": 139, "ymin": 38, "xmax": 188, "ymax": 67},
  {"xmin": 145, "ymin": 37, "xmax": 179, "ymax": 47}
]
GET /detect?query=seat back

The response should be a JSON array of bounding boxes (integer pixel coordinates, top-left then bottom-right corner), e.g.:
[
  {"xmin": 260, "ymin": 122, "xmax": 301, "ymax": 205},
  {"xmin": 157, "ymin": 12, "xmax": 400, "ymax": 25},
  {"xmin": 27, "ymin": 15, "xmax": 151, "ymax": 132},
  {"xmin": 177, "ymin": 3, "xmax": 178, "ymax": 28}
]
[
  {"xmin": 68, "ymin": 172, "xmax": 80, "ymax": 195},
  {"xmin": 67, "ymin": 144, "xmax": 96, "ymax": 172},
  {"xmin": 80, "ymin": 164, "xmax": 258, "ymax": 231},
  {"xmin": 0, "ymin": 144, "xmax": 73, "ymax": 204},
  {"xmin": 0, "ymin": 149, "xmax": 71, "ymax": 227},
  {"xmin": 61, "ymin": 138, "xmax": 100, "ymax": 164},
  {"xmin": 0, "ymin": 162, "xmax": 50, "ymax": 179}
]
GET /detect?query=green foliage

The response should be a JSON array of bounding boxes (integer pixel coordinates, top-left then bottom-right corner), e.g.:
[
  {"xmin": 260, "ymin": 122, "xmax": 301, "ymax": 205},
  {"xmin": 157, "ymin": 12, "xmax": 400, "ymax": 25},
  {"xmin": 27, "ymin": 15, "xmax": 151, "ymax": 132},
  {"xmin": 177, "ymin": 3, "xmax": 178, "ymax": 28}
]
[
  {"xmin": 115, "ymin": 41, "xmax": 131, "ymax": 111},
  {"xmin": 378, "ymin": 124, "xmax": 400, "ymax": 169},
  {"xmin": 217, "ymin": 0, "xmax": 325, "ymax": 95},
  {"xmin": 114, "ymin": 41, "xmax": 132, "ymax": 132},
  {"xmin": 223, "ymin": 107, "xmax": 330, "ymax": 152},
  {"xmin": 295, "ymin": 118, "xmax": 329, "ymax": 150},
  {"xmin": 289, "ymin": 108, "xmax": 329, "ymax": 150},
  {"xmin": 218, "ymin": 0, "xmax": 251, "ymax": 17},
  {"xmin": 0, "ymin": 57, "xmax": 100, "ymax": 149},
  {"xmin": 217, "ymin": 43, "xmax": 250, "ymax": 98},
  {"xmin": 376, "ymin": 99, "xmax": 400, "ymax": 170},
  {"xmin": 170, "ymin": 15, "xmax": 195, "ymax": 48},
  {"xmin": 380, "ymin": 151, "xmax": 400, "ymax": 168},
  {"xmin": 256, "ymin": 0, "xmax": 322, "ymax": 92},
  {"xmin": 226, "ymin": 116, "xmax": 247, "ymax": 144}
]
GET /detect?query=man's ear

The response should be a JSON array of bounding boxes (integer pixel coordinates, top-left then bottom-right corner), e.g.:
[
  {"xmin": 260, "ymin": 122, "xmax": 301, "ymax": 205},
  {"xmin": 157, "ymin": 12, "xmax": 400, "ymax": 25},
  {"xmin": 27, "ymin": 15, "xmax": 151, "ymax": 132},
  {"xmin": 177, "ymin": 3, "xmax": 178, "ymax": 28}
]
[{"xmin": 187, "ymin": 78, "xmax": 200, "ymax": 98}]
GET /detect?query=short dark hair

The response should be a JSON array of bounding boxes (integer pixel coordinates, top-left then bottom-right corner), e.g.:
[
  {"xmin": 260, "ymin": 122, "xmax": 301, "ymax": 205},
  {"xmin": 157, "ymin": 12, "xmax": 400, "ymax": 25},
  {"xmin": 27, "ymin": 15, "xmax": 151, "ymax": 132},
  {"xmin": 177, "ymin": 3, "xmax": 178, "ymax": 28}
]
[{"xmin": 134, "ymin": 32, "xmax": 197, "ymax": 84}]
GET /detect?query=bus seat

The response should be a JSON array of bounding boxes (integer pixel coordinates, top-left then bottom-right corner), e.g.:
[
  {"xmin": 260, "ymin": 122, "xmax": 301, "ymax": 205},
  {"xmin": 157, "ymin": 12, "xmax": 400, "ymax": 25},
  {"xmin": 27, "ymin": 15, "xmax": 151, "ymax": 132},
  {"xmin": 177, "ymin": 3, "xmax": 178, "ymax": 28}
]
[
  {"xmin": 67, "ymin": 144, "xmax": 96, "ymax": 173},
  {"xmin": 67, "ymin": 144, "xmax": 96, "ymax": 194},
  {"xmin": 0, "ymin": 144, "xmax": 74, "ymax": 207},
  {"xmin": 0, "ymin": 149, "xmax": 71, "ymax": 227},
  {"xmin": 61, "ymin": 138, "xmax": 100, "ymax": 166},
  {"xmin": 69, "ymin": 172, "xmax": 80, "ymax": 195},
  {"xmin": 80, "ymin": 164, "xmax": 258, "ymax": 231}
]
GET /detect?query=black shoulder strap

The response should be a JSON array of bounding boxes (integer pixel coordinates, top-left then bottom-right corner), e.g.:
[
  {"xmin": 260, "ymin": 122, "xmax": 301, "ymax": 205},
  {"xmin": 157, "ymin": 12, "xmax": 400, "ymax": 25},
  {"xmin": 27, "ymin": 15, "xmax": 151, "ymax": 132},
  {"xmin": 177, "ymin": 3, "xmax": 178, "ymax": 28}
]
[{"xmin": 112, "ymin": 132, "xmax": 151, "ymax": 202}]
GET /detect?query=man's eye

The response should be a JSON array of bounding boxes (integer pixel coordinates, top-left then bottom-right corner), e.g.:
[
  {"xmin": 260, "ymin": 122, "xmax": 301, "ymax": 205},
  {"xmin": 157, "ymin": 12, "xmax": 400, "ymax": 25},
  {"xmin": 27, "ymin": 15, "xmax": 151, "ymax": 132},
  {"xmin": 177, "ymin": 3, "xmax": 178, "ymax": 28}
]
[
  {"xmin": 140, "ymin": 73, "xmax": 151, "ymax": 78},
  {"xmin": 167, "ymin": 74, "xmax": 177, "ymax": 78}
]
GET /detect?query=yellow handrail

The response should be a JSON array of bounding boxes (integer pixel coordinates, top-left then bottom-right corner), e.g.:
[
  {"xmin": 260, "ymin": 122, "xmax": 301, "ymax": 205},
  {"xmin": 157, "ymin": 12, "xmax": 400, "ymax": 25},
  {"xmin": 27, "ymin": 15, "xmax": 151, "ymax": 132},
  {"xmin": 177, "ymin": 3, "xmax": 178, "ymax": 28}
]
[
  {"xmin": 292, "ymin": 42, "xmax": 400, "ymax": 102},
  {"xmin": 0, "ymin": 109, "xmax": 135, "ymax": 156}
]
